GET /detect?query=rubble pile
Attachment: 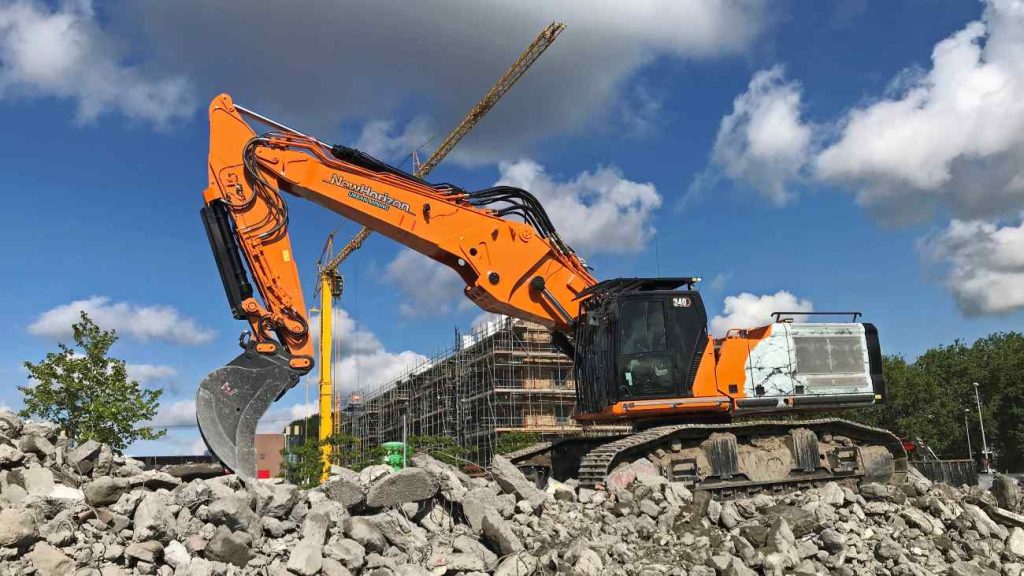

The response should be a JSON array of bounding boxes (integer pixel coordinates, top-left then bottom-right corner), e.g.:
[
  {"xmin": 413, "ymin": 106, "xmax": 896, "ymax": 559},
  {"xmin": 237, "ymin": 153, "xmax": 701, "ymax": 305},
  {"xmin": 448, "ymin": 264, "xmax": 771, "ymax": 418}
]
[{"xmin": 0, "ymin": 409, "xmax": 1022, "ymax": 576}]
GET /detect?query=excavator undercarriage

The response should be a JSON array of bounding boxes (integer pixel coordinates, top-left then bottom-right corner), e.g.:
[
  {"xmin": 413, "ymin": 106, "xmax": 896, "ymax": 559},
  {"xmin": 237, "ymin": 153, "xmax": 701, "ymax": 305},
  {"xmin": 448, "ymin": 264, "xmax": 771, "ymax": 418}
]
[{"xmin": 509, "ymin": 418, "xmax": 907, "ymax": 494}]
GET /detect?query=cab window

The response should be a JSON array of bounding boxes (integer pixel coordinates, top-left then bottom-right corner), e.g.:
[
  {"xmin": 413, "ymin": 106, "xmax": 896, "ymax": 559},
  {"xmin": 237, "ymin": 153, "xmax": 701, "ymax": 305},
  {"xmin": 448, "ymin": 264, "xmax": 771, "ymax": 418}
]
[
  {"xmin": 619, "ymin": 300, "xmax": 673, "ymax": 397},
  {"xmin": 620, "ymin": 300, "xmax": 667, "ymax": 354}
]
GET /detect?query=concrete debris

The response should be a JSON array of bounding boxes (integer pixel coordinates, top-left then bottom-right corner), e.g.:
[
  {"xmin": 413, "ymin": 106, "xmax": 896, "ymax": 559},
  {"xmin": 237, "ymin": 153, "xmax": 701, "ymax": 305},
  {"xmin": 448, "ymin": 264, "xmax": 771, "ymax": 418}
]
[
  {"xmin": 27, "ymin": 541, "xmax": 74, "ymax": 575},
  {"xmin": 124, "ymin": 540, "xmax": 163, "ymax": 564},
  {"xmin": 481, "ymin": 507, "xmax": 523, "ymax": 555},
  {"xmin": 488, "ymin": 454, "xmax": 547, "ymax": 511},
  {"xmin": 67, "ymin": 438, "xmax": 102, "ymax": 475},
  {"xmin": 993, "ymin": 473, "xmax": 1022, "ymax": 512},
  {"xmin": 0, "ymin": 408, "xmax": 1022, "ymax": 575},
  {"xmin": 205, "ymin": 526, "xmax": 252, "ymax": 567},
  {"xmin": 323, "ymin": 476, "xmax": 367, "ymax": 511},
  {"xmin": 287, "ymin": 537, "xmax": 324, "ymax": 575},
  {"xmin": 8, "ymin": 465, "xmax": 55, "ymax": 497},
  {"xmin": 365, "ymin": 467, "xmax": 438, "ymax": 508},
  {"xmin": 0, "ymin": 507, "xmax": 37, "ymax": 549}
]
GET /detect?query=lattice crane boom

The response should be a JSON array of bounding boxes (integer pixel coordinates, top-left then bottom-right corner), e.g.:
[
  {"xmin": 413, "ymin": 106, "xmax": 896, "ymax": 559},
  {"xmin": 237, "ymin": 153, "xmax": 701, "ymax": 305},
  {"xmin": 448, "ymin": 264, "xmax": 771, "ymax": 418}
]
[{"xmin": 323, "ymin": 22, "xmax": 565, "ymax": 272}]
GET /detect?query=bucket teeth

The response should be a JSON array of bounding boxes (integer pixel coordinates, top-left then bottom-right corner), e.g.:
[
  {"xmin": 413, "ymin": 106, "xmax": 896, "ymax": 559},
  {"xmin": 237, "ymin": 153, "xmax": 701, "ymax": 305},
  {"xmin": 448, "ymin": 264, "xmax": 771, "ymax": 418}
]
[{"xmin": 196, "ymin": 348, "xmax": 296, "ymax": 478}]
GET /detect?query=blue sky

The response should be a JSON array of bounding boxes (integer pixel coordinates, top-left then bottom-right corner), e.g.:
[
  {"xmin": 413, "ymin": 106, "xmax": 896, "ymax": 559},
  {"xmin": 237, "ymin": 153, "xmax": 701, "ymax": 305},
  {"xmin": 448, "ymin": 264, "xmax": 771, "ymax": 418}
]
[{"xmin": 2, "ymin": 0, "xmax": 1022, "ymax": 456}]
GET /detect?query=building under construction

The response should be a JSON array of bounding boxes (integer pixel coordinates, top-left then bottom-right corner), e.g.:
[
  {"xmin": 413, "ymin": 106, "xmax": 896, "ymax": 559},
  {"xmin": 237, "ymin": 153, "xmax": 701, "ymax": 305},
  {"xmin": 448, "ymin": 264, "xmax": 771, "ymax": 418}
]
[{"xmin": 337, "ymin": 316, "xmax": 629, "ymax": 465}]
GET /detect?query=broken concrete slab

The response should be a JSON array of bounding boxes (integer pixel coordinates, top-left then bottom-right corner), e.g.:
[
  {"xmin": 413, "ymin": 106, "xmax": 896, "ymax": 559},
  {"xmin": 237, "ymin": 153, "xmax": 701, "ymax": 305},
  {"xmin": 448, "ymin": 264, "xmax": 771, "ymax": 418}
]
[
  {"xmin": 206, "ymin": 526, "xmax": 253, "ymax": 567},
  {"xmin": 67, "ymin": 439, "xmax": 102, "ymax": 475},
  {"xmin": 27, "ymin": 542, "xmax": 74, "ymax": 575},
  {"xmin": 366, "ymin": 467, "xmax": 439, "ymax": 508},
  {"xmin": 323, "ymin": 477, "xmax": 367, "ymax": 511},
  {"xmin": 488, "ymin": 455, "xmax": 546, "ymax": 511},
  {"xmin": 287, "ymin": 538, "xmax": 324, "ymax": 575}
]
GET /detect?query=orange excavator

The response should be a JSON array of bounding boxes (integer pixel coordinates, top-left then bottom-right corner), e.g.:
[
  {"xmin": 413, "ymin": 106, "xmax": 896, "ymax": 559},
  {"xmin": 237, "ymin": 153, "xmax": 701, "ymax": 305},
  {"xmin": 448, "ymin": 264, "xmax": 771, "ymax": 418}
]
[{"xmin": 197, "ymin": 94, "xmax": 905, "ymax": 490}]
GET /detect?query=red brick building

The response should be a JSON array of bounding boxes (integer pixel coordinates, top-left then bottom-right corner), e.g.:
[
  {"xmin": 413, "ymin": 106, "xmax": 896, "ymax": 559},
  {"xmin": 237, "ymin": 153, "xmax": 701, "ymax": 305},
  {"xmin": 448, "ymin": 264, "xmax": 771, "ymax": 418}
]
[{"xmin": 254, "ymin": 433, "xmax": 285, "ymax": 479}]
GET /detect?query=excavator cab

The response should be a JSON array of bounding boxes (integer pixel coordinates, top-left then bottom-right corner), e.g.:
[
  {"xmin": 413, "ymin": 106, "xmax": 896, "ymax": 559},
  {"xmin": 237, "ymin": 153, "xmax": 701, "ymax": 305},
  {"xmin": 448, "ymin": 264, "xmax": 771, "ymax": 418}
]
[{"xmin": 574, "ymin": 278, "xmax": 708, "ymax": 414}]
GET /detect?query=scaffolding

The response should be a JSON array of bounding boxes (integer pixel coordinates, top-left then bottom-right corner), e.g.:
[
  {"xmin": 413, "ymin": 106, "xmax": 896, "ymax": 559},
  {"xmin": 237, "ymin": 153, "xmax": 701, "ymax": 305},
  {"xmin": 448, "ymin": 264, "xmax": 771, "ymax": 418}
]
[{"xmin": 337, "ymin": 317, "xmax": 629, "ymax": 466}]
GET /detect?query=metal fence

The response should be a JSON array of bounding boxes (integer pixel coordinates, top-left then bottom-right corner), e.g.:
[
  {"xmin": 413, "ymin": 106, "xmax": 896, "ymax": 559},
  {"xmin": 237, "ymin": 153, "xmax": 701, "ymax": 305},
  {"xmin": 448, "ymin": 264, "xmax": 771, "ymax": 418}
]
[{"xmin": 911, "ymin": 459, "xmax": 978, "ymax": 487}]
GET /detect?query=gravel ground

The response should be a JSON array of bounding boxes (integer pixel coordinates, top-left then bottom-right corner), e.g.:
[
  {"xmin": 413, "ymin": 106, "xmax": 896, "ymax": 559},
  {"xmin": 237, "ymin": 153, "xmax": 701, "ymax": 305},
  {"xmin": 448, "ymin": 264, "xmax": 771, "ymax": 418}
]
[{"xmin": 0, "ymin": 410, "xmax": 1021, "ymax": 575}]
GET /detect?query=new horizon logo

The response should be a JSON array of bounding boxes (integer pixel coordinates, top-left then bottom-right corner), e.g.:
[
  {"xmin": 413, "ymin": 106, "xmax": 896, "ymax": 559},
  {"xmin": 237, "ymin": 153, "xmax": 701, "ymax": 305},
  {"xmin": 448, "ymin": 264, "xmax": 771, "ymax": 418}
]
[{"xmin": 322, "ymin": 173, "xmax": 414, "ymax": 215}]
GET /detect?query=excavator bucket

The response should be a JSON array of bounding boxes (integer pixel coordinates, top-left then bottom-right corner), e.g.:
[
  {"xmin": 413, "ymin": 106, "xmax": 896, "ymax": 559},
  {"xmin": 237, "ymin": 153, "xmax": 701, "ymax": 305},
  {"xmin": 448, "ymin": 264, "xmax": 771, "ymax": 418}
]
[{"xmin": 196, "ymin": 348, "xmax": 297, "ymax": 478}]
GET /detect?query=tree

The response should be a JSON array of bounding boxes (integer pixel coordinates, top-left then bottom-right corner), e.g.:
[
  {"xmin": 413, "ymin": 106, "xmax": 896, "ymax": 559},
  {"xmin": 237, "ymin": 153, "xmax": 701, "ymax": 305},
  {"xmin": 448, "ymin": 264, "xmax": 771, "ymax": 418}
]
[
  {"xmin": 325, "ymin": 432, "xmax": 385, "ymax": 471},
  {"xmin": 20, "ymin": 312, "xmax": 164, "ymax": 452},
  {"xmin": 280, "ymin": 437, "xmax": 327, "ymax": 488},
  {"xmin": 407, "ymin": 434, "xmax": 467, "ymax": 467},
  {"xmin": 496, "ymin": 431, "xmax": 542, "ymax": 455},
  {"xmin": 832, "ymin": 332, "xmax": 1024, "ymax": 471}
]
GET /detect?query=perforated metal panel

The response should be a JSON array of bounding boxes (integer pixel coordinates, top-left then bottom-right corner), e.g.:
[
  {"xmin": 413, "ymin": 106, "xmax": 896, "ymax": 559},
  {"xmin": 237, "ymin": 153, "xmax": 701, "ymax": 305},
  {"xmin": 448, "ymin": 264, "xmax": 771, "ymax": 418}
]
[{"xmin": 794, "ymin": 335, "xmax": 865, "ymax": 375}]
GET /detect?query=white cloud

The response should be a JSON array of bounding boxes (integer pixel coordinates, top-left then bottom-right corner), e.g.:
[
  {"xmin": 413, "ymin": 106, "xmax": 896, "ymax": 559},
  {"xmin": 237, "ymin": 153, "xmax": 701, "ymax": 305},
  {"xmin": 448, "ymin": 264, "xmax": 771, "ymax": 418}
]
[
  {"xmin": 28, "ymin": 296, "xmax": 214, "ymax": 346},
  {"xmin": 713, "ymin": 66, "xmax": 812, "ymax": 204},
  {"xmin": 128, "ymin": 429, "xmax": 206, "ymax": 457},
  {"xmin": 709, "ymin": 273, "xmax": 731, "ymax": 291},
  {"xmin": 256, "ymin": 401, "xmax": 318, "ymax": 433},
  {"xmin": 133, "ymin": 304, "xmax": 427, "ymax": 437},
  {"xmin": 471, "ymin": 312, "xmax": 505, "ymax": 333},
  {"xmin": 354, "ymin": 117, "xmax": 435, "ymax": 164},
  {"xmin": 384, "ymin": 249, "xmax": 466, "ymax": 318},
  {"xmin": 618, "ymin": 85, "xmax": 664, "ymax": 138},
  {"xmin": 337, "ymin": 350, "xmax": 427, "ymax": 394},
  {"xmin": 149, "ymin": 399, "xmax": 196, "ymax": 428},
  {"xmin": 297, "ymin": 305, "xmax": 428, "ymax": 395},
  {"xmin": 289, "ymin": 402, "xmax": 317, "ymax": 421},
  {"xmin": 815, "ymin": 0, "xmax": 1024, "ymax": 222},
  {"xmin": 496, "ymin": 159, "xmax": 662, "ymax": 254},
  {"xmin": 309, "ymin": 307, "xmax": 386, "ymax": 358},
  {"xmin": 461, "ymin": 312, "xmax": 508, "ymax": 348},
  {"xmin": 709, "ymin": 291, "xmax": 813, "ymax": 337},
  {"xmin": 924, "ymin": 216, "xmax": 1024, "ymax": 315},
  {"xmin": 0, "ymin": 0, "xmax": 192, "ymax": 126},
  {"xmin": 113, "ymin": 0, "xmax": 768, "ymax": 160},
  {"xmin": 125, "ymin": 363, "xmax": 176, "ymax": 385}
]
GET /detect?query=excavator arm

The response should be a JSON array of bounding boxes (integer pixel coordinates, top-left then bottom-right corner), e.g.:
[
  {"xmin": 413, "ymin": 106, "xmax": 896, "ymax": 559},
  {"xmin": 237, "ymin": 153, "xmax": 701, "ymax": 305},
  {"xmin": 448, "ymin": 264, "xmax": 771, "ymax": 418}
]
[{"xmin": 197, "ymin": 94, "xmax": 596, "ymax": 476}]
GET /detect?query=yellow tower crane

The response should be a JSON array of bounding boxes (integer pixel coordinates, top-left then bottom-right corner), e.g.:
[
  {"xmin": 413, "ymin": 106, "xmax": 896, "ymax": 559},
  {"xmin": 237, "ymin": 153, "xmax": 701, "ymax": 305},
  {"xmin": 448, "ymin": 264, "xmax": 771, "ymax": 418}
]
[{"xmin": 315, "ymin": 22, "xmax": 566, "ymax": 479}]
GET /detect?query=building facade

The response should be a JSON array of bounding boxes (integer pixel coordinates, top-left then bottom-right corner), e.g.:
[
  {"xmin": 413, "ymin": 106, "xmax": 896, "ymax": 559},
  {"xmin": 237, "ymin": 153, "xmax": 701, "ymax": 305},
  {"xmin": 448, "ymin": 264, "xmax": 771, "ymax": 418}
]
[
  {"xmin": 254, "ymin": 433, "xmax": 285, "ymax": 479},
  {"xmin": 337, "ymin": 317, "xmax": 629, "ymax": 465}
]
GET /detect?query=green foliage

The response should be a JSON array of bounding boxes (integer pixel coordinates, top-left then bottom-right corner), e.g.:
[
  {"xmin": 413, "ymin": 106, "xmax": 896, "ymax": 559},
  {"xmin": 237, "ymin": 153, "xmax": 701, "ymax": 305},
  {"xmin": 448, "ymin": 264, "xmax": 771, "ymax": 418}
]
[
  {"xmin": 832, "ymin": 332, "xmax": 1024, "ymax": 471},
  {"xmin": 20, "ymin": 312, "xmax": 164, "ymax": 453},
  {"xmin": 324, "ymin": 432, "xmax": 385, "ymax": 471},
  {"xmin": 407, "ymin": 434, "xmax": 467, "ymax": 467},
  {"xmin": 496, "ymin": 431, "xmax": 542, "ymax": 455},
  {"xmin": 280, "ymin": 437, "xmax": 327, "ymax": 488}
]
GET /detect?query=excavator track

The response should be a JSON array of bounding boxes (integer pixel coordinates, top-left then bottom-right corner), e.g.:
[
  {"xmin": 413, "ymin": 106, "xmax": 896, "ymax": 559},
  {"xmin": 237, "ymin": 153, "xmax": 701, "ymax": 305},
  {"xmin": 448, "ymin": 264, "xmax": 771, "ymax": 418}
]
[
  {"xmin": 502, "ymin": 441, "xmax": 556, "ymax": 463},
  {"xmin": 571, "ymin": 418, "xmax": 907, "ymax": 493}
]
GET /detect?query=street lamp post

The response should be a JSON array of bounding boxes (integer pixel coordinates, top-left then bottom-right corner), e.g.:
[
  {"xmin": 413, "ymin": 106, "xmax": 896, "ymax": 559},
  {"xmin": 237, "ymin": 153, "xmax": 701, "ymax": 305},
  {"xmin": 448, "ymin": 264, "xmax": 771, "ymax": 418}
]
[
  {"xmin": 963, "ymin": 409, "xmax": 973, "ymax": 462},
  {"xmin": 973, "ymin": 382, "xmax": 993, "ymax": 473}
]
